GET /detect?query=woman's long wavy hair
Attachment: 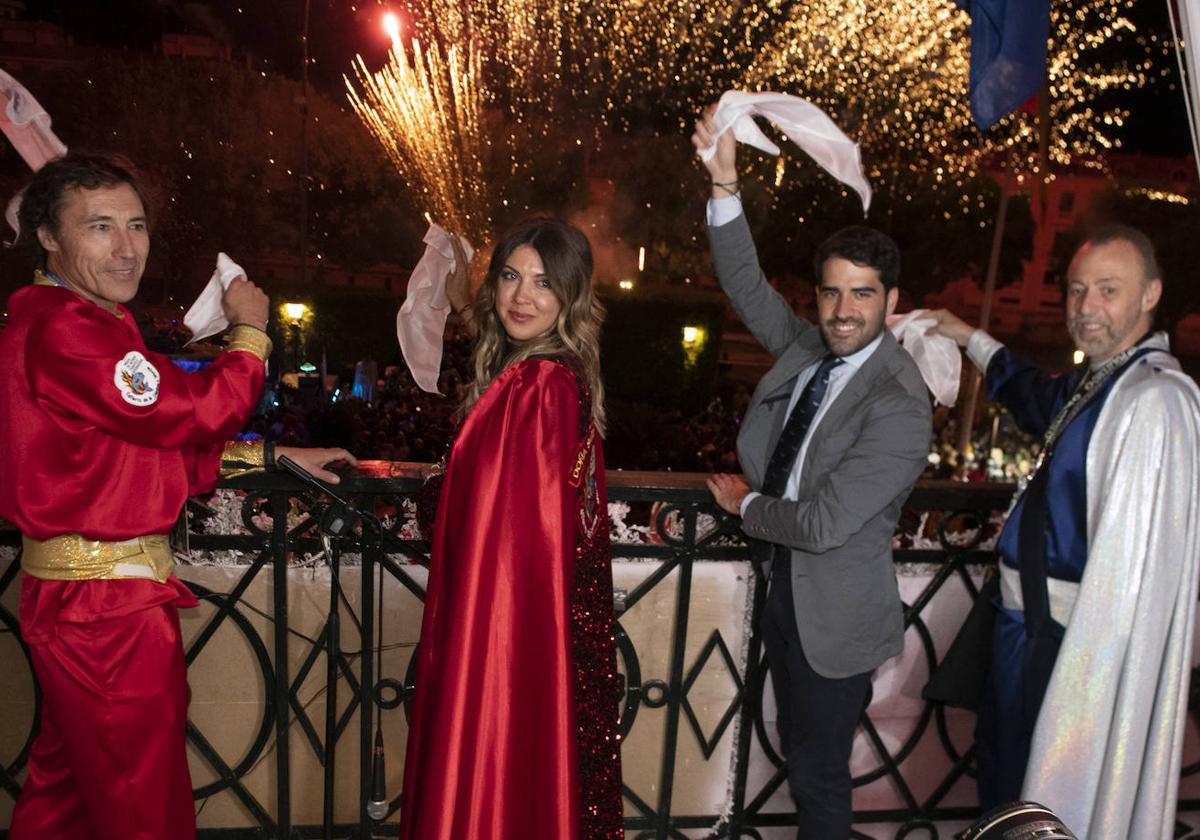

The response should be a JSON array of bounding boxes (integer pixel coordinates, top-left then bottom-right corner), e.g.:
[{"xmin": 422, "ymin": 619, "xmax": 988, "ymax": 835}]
[{"xmin": 461, "ymin": 218, "xmax": 606, "ymax": 434}]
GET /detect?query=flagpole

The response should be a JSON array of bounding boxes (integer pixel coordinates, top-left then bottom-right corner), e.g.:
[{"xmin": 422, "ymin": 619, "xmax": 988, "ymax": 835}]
[
  {"xmin": 299, "ymin": 0, "xmax": 311, "ymax": 290},
  {"xmin": 956, "ymin": 175, "xmax": 1009, "ymax": 479},
  {"xmin": 1035, "ymin": 82, "xmax": 1050, "ymax": 216},
  {"xmin": 1168, "ymin": 0, "xmax": 1200, "ymax": 177},
  {"xmin": 956, "ymin": 68, "xmax": 1050, "ymax": 479}
]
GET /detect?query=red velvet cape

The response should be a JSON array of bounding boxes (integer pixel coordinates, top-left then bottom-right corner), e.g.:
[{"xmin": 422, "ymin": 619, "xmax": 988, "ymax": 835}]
[{"xmin": 399, "ymin": 359, "xmax": 623, "ymax": 840}]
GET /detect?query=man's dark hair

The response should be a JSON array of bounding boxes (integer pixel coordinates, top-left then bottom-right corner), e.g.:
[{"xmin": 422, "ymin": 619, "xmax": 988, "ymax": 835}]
[
  {"xmin": 18, "ymin": 150, "xmax": 147, "ymax": 269},
  {"xmin": 1078, "ymin": 223, "xmax": 1162, "ymax": 284},
  {"xmin": 813, "ymin": 226, "xmax": 901, "ymax": 291}
]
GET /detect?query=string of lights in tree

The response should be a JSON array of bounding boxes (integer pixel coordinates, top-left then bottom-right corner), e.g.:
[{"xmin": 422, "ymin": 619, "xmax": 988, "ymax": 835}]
[{"xmin": 349, "ymin": 0, "xmax": 1162, "ymax": 239}]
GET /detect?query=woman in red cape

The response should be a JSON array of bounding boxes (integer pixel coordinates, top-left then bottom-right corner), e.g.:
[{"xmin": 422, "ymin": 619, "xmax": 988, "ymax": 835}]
[{"xmin": 399, "ymin": 219, "xmax": 624, "ymax": 840}]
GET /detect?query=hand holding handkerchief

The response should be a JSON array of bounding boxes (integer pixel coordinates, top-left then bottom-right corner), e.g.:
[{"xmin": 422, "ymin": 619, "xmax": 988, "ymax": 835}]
[
  {"xmin": 397, "ymin": 223, "xmax": 474, "ymax": 394},
  {"xmin": 184, "ymin": 253, "xmax": 249, "ymax": 343},
  {"xmin": 697, "ymin": 90, "xmax": 872, "ymax": 214},
  {"xmin": 887, "ymin": 309, "xmax": 962, "ymax": 406}
]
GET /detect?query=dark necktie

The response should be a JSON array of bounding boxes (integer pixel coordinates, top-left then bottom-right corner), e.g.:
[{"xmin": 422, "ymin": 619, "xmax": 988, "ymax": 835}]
[
  {"xmin": 762, "ymin": 355, "xmax": 844, "ymax": 497},
  {"xmin": 760, "ymin": 354, "xmax": 843, "ymax": 589}
]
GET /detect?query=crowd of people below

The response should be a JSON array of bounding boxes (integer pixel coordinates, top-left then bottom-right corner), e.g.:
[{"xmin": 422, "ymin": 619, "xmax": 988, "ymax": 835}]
[
  {"xmin": 232, "ymin": 323, "xmax": 1037, "ymax": 479},
  {"xmin": 246, "ymin": 374, "xmax": 1037, "ymax": 480}
]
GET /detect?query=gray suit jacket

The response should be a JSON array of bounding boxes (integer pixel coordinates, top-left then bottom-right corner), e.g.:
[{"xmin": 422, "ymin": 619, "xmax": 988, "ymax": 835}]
[{"xmin": 709, "ymin": 213, "xmax": 931, "ymax": 679}]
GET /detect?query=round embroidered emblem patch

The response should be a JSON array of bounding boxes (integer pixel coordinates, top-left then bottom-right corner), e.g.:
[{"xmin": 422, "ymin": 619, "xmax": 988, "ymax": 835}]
[{"xmin": 113, "ymin": 351, "xmax": 160, "ymax": 406}]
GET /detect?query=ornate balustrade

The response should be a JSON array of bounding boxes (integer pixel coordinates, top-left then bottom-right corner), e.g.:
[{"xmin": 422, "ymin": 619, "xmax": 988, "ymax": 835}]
[{"xmin": 0, "ymin": 467, "xmax": 1196, "ymax": 839}]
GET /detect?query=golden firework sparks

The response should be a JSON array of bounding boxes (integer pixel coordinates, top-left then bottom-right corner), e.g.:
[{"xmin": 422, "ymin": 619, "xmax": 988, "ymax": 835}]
[
  {"xmin": 349, "ymin": 0, "xmax": 1159, "ymax": 227},
  {"xmin": 346, "ymin": 37, "xmax": 490, "ymax": 244}
]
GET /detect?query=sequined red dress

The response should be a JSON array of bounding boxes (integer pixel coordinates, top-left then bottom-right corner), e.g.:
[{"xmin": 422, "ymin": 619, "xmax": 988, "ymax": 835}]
[{"xmin": 399, "ymin": 358, "xmax": 623, "ymax": 840}]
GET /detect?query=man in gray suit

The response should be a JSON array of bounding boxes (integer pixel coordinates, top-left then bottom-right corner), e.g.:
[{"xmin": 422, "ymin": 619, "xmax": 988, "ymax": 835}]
[{"xmin": 694, "ymin": 108, "xmax": 931, "ymax": 839}]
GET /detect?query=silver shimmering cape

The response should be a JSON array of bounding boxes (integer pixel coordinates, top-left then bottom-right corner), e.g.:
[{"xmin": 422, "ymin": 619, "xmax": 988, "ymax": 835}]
[{"xmin": 1022, "ymin": 333, "xmax": 1200, "ymax": 839}]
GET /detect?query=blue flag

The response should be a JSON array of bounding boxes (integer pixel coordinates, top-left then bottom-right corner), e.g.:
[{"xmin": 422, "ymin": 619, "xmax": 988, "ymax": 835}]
[{"xmin": 956, "ymin": 0, "xmax": 1050, "ymax": 129}]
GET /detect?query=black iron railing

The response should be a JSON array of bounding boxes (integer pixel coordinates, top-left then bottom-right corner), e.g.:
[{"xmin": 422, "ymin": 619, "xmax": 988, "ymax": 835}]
[{"xmin": 0, "ymin": 468, "xmax": 1194, "ymax": 839}]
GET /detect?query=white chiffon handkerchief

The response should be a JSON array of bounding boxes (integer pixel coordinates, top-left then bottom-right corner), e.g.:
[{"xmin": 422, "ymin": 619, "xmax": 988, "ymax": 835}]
[
  {"xmin": 887, "ymin": 309, "xmax": 962, "ymax": 406},
  {"xmin": 184, "ymin": 253, "xmax": 248, "ymax": 343},
  {"xmin": 0, "ymin": 68, "xmax": 66, "ymax": 170},
  {"xmin": 0, "ymin": 68, "xmax": 68, "ymax": 240},
  {"xmin": 698, "ymin": 90, "xmax": 872, "ymax": 214},
  {"xmin": 397, "ymin": 223, "xmax": 474, "ymax": 394}
]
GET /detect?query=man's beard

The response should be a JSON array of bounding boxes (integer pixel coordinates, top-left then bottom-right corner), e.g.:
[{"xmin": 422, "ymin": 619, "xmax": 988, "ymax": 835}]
[
  {"xmin": 1068, "ymin": 312, "xmax": 1141, "ymax": 362},
  {"xmin": 821, "ymin": 314, "xmax": 884, "ymax": 356}
]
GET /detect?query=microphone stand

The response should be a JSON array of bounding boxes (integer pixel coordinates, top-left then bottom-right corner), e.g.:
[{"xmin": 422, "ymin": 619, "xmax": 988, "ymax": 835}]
[
  {"xmin": 366, "ymin": 538, "xmax": 388, "ymax": 822},
  {"xmin": 276, "ymin": 456, "xmax": 386, "ymax": 839},
  {"xmin": 324, "ymin": 525, "xmax": 339, "ymax": 838}
]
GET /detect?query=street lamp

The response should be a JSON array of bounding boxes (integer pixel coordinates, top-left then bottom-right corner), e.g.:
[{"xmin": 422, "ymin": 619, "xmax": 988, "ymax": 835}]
[
  {"xmin": 284, "ymin": 302, "xmax": 308, "ymax": 372},
  {"xmin": 681, "ymin": 324, "xmax": 707, "ymax": 368}
]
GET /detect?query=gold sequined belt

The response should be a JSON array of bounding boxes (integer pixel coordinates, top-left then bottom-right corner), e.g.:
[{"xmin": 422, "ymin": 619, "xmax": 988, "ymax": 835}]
[{"xmin": 21, "ymin": 533, "xmax": 175, "ymax": 583}]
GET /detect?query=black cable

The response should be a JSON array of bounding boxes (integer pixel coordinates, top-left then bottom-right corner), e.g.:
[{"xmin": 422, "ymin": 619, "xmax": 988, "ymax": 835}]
[{"xmin": 194, "ymin": 586, "xmax": 415, "ymax": 656}]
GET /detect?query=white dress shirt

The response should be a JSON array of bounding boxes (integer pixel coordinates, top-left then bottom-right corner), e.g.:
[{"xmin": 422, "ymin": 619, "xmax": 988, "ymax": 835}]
[
  {"xmin": 966, "ymin": 329, "xmax": 1004, "ymax": 372},
  {"xmin": 739, "ymin": 334, "xmax": 883, "ymax": 515},
  {"xmin": 707, "ymin": 193, "xmax": 743, "ymax": 227}
]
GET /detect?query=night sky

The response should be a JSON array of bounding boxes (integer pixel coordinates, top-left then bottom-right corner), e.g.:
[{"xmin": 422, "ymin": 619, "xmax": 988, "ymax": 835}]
[
  {"xmin": 18, "ymin": 0, "xmax": 1199, "ymax": 158},
  {"xmin": 25, "ymin": 0, "xmax": 396, "ymax": 92}
]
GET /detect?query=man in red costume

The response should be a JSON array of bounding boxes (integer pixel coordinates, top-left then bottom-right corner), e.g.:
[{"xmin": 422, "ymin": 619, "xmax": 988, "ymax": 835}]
[{"xmin": 0, "ymin": 151, "xmax": 353, "ymax": 839}]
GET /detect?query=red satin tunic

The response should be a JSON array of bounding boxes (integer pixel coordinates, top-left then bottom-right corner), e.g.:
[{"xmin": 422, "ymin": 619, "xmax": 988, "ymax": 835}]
[
  {"xmin": 399, "ymin": 359, "xmax": 623, "ymax": 840},
  {"xmin": 0, "ymin": 283, "xmax": 266, "ymax": 638}
]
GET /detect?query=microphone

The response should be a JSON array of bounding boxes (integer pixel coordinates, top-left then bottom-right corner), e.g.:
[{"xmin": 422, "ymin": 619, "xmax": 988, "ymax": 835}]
[
  {"xmin": 276, "ymin": 455, "xmax": 359, "ymax": 536},
  {"xmin": 275, "ymin": 454, "xmax": 351, "ymax": 502},
  {"xmin": 366, "ymin": 729, "xmax": 389, "ymax": 821}
]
